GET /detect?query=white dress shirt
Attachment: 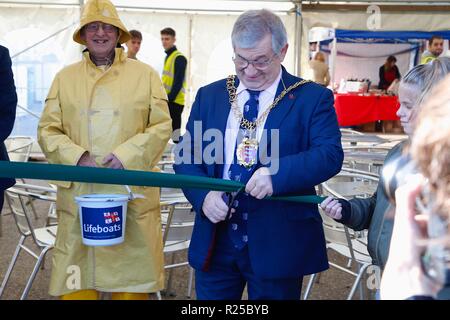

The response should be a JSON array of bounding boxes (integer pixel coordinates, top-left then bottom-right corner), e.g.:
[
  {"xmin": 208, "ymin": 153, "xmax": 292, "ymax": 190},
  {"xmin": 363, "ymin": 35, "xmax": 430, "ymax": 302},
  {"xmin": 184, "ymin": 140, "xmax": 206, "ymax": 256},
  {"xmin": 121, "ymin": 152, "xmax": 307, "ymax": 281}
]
[{"xmin": 223, "ymin": 68, "xmax": 282, "ymax": 180}]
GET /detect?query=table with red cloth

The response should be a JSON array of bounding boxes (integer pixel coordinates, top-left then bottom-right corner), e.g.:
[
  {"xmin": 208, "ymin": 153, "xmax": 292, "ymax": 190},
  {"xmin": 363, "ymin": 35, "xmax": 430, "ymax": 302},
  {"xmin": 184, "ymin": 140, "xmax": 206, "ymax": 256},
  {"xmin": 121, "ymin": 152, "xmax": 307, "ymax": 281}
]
[{"xmin": 334, "ymin": 93, "xmax": 400, "ymax": 126}]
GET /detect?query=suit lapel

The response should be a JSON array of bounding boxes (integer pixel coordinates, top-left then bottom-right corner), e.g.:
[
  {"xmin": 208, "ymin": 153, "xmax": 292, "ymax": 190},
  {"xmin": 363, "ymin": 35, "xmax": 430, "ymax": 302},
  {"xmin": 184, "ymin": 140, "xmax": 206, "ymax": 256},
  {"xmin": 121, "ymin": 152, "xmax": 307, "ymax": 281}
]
[
  {"xmin": 262, "ymin": 67, "xmax": 300, "ymax": 149},
  {"xmin": 214, "ymin": 78, "xmax": 234, "ymax": 135}
]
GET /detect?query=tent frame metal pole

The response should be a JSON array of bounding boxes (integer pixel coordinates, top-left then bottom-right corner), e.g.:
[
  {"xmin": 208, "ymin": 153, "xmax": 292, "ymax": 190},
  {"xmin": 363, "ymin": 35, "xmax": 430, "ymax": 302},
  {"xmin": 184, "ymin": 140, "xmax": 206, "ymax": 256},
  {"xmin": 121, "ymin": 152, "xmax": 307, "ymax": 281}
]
[
  {"xmin": 10, "ymin": 22, "xmax": 77, "ymax": 59},
  {"xmin": 293, "ymin": 0, "xmax": 302, "ymax": 77},
  {"xmin": 0, "ymin": 1, "xmax": 79, "ymax": 7},
  {"xmin": 330, "ymin": 37, "xmax": 337, "ymax": 87}
]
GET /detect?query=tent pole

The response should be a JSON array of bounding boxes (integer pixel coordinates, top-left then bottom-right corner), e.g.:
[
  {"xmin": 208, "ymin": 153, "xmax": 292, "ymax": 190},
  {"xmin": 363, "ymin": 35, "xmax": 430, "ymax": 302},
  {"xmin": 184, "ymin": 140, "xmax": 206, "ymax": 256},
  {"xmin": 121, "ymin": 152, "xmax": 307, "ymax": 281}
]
[
  {"xmin": 294, "ymin": 1, "xmax": 302, "ymax": 77},
  {"xmin": 10, "ymin": 23, "xmax": 78, "ymax": 60},
  {"xmin": 330, "ymin": 37, "xmax": 337, "ymax": 88}
]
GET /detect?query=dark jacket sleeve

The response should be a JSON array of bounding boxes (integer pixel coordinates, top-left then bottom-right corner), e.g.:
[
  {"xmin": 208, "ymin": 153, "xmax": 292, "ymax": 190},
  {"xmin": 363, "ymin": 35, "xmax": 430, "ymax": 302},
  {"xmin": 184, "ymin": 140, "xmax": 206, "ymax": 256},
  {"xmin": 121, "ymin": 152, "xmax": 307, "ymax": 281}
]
[
  {"xmin": 168, "ymin": 55, "xmax": 187, "ymax": 103},
  {"xmin": 0, "ymin": 46, "xmax": 17, "ymax": 142},
  {"xmin": 339, "ymin": 192, "xmax": 378, "ymax": 231}
]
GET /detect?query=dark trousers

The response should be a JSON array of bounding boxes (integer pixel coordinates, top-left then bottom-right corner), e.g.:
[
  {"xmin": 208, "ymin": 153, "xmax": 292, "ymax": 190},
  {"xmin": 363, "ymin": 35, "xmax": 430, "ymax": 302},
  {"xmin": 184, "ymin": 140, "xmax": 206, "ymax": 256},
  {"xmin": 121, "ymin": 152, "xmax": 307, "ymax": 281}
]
[
  {"xmin": 0, "ymin": 190, "xmax": 4, "ymax": 215},
  {"xmin": 195, "ymin": 224, "xmax": 303, "ymax": 300},
  {"xmin": 168, "ymin": 101, "xmax": 184, "ymax": 143}
]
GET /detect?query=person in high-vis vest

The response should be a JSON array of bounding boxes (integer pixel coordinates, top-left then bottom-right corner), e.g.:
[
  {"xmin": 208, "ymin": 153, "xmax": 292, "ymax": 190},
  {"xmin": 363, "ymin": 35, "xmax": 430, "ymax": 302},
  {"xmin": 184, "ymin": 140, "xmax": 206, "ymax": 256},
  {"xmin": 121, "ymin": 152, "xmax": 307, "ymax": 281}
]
[
  {"xmin": 161, "ymin": 27, "xmax": 187, "ymax": 143},
  {"xmin": 420, "ymin": 35, "xmax": 444, "ymax": 65}
]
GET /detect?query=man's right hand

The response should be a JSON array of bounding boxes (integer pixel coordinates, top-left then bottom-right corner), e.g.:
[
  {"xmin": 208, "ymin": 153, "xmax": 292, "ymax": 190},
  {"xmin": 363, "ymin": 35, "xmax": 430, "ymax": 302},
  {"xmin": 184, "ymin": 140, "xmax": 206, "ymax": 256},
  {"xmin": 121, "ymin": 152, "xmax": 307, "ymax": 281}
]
[
  {"xmin": 202, "ymin": 191, "xmax": 235, "ymax": 224},
  {"xmin": 320, "ymin": 196, "xmax": 343, "ymax": 220},
  {"xmin": 77, "ymin": 152, "xmax": 97, "ymax": 167}
]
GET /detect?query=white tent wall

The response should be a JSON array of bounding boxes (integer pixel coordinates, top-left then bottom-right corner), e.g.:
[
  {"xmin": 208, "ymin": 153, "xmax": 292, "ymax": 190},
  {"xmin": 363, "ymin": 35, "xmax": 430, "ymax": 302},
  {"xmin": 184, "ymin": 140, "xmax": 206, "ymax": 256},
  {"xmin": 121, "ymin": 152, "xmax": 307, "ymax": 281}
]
[
  {"xmin": 300, "ymin": 9, "xmax": 450, "ymax": 83},
  {"xmin": 2, "ymin": 1, "xmax": 450, "ymax": 138},
  {"xmin": 118, "ymin": 11, "xmax": 190, "ymax": 86},
  {"xmin": 0, "ymin": 6, "xmax": 80, "ymax": 137},
  {"xmin": 189, "ymin": 13, "xmax": 295, "ymax": 102},
  {"xmin": 120, "ymin": 11, "xmax": 295, "ymax": 130},
  {"xmin": 0, "ymin": 7, "xmax": 80, "ymax": 65},
  {"xmin": 0, "ymin": 3, "xmax": 296, "ymax": 138}
]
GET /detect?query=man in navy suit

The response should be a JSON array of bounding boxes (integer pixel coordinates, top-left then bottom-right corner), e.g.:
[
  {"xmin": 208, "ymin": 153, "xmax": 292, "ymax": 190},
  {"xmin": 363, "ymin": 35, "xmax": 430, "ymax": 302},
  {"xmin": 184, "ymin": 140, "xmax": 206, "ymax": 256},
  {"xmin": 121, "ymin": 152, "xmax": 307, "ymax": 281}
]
[
  {"xmin": 174, "ymin": 9, "xmax": 343, "ymax": 300},
  {"xmin": 0, "ymin": 45, "xmax": 17, "ymax": 213}
]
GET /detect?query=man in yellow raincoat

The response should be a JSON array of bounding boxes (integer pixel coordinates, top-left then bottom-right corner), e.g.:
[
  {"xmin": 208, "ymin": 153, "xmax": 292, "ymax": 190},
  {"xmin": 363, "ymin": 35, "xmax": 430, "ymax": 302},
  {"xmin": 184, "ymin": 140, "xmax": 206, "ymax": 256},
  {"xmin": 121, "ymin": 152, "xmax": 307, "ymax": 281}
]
[{"xmin": 37, "ymin": 0, "xmax": 172, "ymax": 300}]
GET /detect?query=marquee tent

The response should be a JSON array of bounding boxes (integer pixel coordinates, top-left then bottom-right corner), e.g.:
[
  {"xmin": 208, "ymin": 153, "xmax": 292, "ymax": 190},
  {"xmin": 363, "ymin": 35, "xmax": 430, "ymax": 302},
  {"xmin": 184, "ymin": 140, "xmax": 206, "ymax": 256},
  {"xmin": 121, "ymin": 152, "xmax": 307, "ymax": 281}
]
[{"xmin": 1, "ymin": 0, "xmax": 449, "ymax": 137}]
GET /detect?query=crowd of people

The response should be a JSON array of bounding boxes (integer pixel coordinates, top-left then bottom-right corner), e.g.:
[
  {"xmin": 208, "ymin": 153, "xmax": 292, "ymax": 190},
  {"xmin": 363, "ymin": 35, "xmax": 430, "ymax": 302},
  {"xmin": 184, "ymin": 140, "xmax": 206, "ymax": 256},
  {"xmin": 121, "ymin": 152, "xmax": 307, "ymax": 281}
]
[{"xmin": 0, "ymin": 0, "xmax": 448, "ymax": 301}]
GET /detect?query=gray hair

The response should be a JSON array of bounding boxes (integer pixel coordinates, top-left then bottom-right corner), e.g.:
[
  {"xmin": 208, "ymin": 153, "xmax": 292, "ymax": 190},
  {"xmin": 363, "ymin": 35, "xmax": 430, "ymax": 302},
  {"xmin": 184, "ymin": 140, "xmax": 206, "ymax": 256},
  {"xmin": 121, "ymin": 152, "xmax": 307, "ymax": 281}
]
[
  {"xmin": 231, "ymin": 9, "xmax": 287, "ymax": 55},
  {"xmin": 402, "ymin": 57, "xmax": 450, "ymax": 107}
]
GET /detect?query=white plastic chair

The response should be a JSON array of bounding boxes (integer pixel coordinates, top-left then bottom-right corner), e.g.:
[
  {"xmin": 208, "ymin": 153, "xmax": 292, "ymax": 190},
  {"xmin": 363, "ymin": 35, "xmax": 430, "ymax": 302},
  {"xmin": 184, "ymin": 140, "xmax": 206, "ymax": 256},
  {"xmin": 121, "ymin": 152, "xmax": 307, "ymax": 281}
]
[
  {"xmin": 341, "ymin": 129, "xmax": 390, "ymax": 147},
  {"xmin": 343, "ymin": 146, "xmax": 390, "ymax": 175},
  {"xmin": 340, "ymin": 166, "xmax": 380, "ymax": 179},
  {"xmin": 1, "ymin": 136, "xmax": 38, "ymax": 229},
  {"xmin": 159, "ymin": 203, "xmax": 195, "ymax": 299},
  {"xmin": 340, "ymin": 128, "xmax": 364, "ymax": 136},
  {"xmin": 303, "ymin": 172, "xmax": 378, "ymax": 300},
  {"xmin": 0, "ymin": 184, "xmax": 57, "ymax": 300},
  {"xmin": 5, "ymin": 136, "xmax": 34, "ymax": 162}
]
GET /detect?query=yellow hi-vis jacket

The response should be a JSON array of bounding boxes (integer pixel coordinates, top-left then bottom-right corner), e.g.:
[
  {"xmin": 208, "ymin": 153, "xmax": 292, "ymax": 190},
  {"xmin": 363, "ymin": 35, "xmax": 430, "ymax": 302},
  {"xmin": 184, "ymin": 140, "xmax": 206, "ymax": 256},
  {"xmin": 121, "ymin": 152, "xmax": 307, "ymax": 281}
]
[
  {"xmin": 37, "ymin": 48, "xmax": 172, "ymax": 296},
  {"xmin": 162, "ymin": 50, "xmax": 186, "ymax": 105}
]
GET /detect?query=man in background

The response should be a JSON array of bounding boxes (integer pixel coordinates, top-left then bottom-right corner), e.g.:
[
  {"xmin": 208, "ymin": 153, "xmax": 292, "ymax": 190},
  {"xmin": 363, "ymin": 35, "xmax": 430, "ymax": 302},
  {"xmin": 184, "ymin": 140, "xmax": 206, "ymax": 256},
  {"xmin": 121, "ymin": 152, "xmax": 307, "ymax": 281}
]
[
  {"xmin": 161, "ymin": 27, "xmax": 187, "ymax": 143},
  {"xmin": 421, "ymin": 35, "xmax": 444, "ymax": 64},
  {"xmin": 0, "ymin": 45, "xmax": 17, "ymax": 213},
  {"xmin": 126, "ymin": 29, "xmax": 142, "ymax": 60}
]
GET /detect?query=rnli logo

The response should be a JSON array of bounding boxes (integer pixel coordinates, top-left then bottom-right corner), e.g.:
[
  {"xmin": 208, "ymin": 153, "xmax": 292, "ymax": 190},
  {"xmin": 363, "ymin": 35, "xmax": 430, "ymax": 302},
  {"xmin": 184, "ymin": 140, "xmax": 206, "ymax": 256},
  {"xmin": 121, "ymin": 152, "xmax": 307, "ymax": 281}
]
[{"xmin": 104, "ymin": 211, "xmax": 120, "ymax": 224}]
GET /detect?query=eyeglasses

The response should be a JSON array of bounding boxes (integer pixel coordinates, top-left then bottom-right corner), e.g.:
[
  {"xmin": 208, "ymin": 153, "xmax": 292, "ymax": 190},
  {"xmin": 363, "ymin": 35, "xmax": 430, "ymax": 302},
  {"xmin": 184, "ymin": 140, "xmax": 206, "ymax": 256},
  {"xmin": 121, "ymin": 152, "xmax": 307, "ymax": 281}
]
[
  {"xmin": 232, "ymin": 53, "xmax": 277, "ymax": 70},
  {"xmin": 85, "ymin": 22, "xmax": 117, "ymax": 33}
]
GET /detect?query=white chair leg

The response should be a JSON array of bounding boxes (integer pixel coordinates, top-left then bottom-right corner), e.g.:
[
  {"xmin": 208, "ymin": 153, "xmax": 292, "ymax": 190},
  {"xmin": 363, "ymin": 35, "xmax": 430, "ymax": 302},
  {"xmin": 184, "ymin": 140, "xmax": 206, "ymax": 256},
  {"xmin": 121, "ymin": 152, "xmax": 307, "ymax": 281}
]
[
  {"xmin": 41, "ymin": 255, "xmax": 46, "ymax": 270},
  {"xmin": 20, "ymin": 246, "xmax": 51, "ymax": 300},
  {"xmin": 303, "ymin": 273, "xmax": 317, "ymax": 300},
  {"xmin": 315, "ymin": 270, "xmax": 323, "ymax": 284},
  {"xmin": 346, "ymin": 258, "xmax": 353, "ymax": 268},
  {"xmin": 156, "ymin": 291, "xmax": 162, "ymax": 300},
  {"xmin": 358, "ymin": 265, "xmax": 366, "ymax": 300},
  {"xmin": 0, "ymin": 236, "xmax": 25, "ymax": 298},
  {"xmin": 347, "ymin": 264, "xmax": 371, "ymax": 300},
  {"xmin": 186, "ymin": 267, "xmax": 194, "ymax": 299}
]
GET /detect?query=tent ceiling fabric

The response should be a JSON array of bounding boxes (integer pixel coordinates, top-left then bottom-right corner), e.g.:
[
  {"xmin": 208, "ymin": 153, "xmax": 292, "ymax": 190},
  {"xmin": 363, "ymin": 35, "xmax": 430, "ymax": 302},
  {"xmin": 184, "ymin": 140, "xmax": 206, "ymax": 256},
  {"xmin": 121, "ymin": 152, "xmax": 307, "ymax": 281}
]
[
  {"xmin": 0, "ymin": 0, "xmax": 294, "ymax": 11},
  {"xmin": 300, "ymin": 0, "xmax": 450, "ymax": 3}
]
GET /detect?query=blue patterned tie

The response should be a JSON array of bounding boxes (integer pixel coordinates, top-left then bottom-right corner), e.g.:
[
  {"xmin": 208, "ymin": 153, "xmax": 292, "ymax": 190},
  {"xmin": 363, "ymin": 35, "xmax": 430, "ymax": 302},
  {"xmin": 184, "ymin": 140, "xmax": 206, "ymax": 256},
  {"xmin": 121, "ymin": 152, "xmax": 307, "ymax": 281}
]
[{"xmin": 226, "ymin": 89, "xmax": 261, "ymax": 250}]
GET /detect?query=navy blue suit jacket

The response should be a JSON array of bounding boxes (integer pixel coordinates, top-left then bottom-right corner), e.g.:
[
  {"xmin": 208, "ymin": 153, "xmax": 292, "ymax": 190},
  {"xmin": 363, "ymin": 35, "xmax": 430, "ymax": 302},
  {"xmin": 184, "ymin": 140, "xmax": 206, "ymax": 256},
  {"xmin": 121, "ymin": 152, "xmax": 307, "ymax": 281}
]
[
  {"xmin": 173, "ymin": 67, "xmax": 343, "ymax": 279},
  {"xmin": 0, "ymin": 45, "xmax": 17, "ymax": 191}
]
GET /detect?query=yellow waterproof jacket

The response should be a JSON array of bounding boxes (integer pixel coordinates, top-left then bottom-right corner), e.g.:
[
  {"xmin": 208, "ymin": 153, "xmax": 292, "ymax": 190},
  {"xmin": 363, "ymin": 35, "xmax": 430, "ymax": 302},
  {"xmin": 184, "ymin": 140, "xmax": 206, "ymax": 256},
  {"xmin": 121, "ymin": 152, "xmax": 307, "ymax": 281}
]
[{"xmin": 37, "ymin": 48, "xmax": 172, "ymax": 296}]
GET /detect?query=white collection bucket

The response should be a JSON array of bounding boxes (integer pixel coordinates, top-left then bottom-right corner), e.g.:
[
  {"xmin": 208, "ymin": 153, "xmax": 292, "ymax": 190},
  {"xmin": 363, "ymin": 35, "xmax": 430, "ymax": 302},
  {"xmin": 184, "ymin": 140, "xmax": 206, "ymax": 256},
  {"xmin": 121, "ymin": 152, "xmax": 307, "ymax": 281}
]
[{"xmin": 75, "ymin": 194, "xmax": 129, "ymax": 247}]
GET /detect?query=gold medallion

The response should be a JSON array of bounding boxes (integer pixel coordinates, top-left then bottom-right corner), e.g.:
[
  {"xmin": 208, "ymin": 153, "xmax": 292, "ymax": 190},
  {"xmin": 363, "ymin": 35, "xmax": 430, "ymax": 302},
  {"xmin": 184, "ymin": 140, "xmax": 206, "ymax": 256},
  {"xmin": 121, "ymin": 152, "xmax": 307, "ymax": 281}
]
[
  {"xmin": 236, "ymin": 137, "xmax": 258, "ymax": 168},
  {"xmin": 226, "ymin": 75, "xmax": 311, "ymax": 169}
]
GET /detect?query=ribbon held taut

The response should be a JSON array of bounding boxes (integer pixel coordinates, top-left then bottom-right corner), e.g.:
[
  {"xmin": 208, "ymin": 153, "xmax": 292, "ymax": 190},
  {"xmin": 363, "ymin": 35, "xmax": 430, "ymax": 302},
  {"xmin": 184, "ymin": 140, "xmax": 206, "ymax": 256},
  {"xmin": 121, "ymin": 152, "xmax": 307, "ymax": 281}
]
[{"xmin": 0, "ymin": 161, "xmax": 325, "ymax": 204}]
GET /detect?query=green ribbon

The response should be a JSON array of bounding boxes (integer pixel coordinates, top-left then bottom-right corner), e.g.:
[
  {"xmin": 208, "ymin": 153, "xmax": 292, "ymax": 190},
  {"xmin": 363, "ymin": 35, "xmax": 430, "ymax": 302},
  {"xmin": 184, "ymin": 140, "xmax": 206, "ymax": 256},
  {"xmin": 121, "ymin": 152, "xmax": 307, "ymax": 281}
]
[{"xmin": 0, "ymin": 161, "xmax": 325, "ymax": 204}]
